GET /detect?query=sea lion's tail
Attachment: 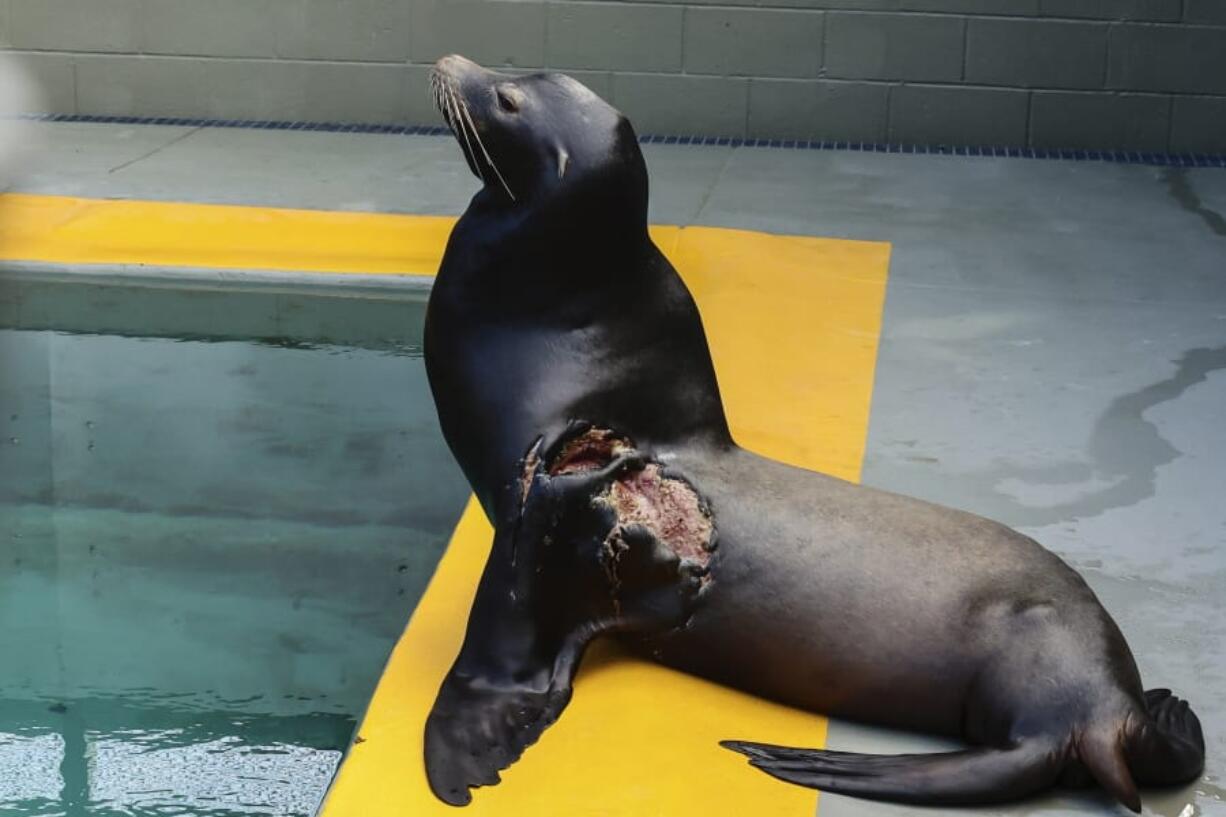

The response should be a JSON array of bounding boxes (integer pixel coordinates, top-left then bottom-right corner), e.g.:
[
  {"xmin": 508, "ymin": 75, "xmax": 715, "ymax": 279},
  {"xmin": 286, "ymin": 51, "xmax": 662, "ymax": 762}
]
[{"xmin": 722, "ymin": 688, "xmax": 1205, "ymax": 814}]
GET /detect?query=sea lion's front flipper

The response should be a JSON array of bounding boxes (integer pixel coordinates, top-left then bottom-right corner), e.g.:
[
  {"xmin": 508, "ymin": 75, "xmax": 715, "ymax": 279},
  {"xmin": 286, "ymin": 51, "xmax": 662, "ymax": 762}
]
[
  {"xmin": 424, "ymin": 659, "xmax": 572, "ymax": 806},
  {"xmin": 426, "ymin": 433, "xmax": 711, "ymax": 805}
]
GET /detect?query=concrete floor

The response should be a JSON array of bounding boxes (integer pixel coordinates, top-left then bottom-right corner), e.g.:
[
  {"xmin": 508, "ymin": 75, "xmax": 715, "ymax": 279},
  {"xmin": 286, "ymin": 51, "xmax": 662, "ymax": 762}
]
[{"xmin": 4, "ymin": 121, "xmax": 1225, "ymax": 817}]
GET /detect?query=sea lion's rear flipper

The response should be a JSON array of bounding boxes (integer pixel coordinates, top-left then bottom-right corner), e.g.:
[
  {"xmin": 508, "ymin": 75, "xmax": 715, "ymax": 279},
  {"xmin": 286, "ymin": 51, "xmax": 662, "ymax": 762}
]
[
  {"xmin": 426, "ymin": 432, "xmax": 712, "ymax": 805},
  {"xmin": 1124, "ymin": 688, "xmax": 1205, "ymax": 787},
  {"xmin": 721, "ymin": 740, "xmax": 1066, "ymax": 808},
  {"xmin": 725, "ymin": 691, "xmax": 1207, "ymax": 816}
]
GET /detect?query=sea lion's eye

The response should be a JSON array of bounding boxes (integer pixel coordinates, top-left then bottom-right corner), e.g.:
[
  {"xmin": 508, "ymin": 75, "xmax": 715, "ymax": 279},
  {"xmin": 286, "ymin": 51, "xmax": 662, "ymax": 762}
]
[{"xmin": 496, "ymin": 86, "xmax": 521, "ymax": 114}]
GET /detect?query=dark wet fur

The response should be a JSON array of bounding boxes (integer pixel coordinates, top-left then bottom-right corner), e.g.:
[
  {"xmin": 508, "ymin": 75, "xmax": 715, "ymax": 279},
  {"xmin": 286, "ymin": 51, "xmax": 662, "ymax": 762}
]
[{"xmin": 421, "ymin": 56, "xmax": 1206, "ymax": 811}]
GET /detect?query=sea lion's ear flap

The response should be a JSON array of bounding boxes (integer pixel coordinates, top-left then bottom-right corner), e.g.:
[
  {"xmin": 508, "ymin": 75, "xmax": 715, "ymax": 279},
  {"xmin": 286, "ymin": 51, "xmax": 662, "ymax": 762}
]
[{"xmin": 556, "ymin": 146, "xmax": 570, "ymax": 180}]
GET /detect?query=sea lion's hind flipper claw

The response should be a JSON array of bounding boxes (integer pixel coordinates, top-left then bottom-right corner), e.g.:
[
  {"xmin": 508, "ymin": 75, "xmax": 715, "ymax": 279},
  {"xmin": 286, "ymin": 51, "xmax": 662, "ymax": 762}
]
[{"xmin": 720, "ymin": 740, "xmax": 1065, "ymax": 807}]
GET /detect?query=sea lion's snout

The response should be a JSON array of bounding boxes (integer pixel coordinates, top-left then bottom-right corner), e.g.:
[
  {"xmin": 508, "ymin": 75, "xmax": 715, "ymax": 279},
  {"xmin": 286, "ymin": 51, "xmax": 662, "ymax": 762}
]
[
  {"xmin": 432, "ymin": 53, "xmax": 484, "ymax": 81},
  {"xmin": 429, "ymin": 54, "xmax": 521, "ymax": 199},
  {"xmin": 428, "ymin": 53, "xmax": 489, "ymax": 122}
]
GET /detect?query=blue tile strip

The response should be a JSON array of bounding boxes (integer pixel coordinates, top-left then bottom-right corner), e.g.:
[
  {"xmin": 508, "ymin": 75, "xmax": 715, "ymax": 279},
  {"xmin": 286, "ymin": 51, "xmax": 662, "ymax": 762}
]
[{"xmin": 12, "ymin": 112, "xmax": 1226, "ymax": 168}]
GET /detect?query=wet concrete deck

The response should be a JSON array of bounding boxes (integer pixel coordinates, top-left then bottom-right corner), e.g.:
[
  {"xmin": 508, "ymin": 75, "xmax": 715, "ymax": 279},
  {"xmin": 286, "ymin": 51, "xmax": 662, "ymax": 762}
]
[{"xmin": 4, "ymin": 120, "xmax": 1224, "ymax": 817}]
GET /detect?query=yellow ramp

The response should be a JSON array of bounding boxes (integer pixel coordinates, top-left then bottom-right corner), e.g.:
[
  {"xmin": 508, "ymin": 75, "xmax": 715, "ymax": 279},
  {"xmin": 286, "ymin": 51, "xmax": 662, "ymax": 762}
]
[{"xmin": 323, "ymin": 227, "xmax": 891, "ymax": 816}]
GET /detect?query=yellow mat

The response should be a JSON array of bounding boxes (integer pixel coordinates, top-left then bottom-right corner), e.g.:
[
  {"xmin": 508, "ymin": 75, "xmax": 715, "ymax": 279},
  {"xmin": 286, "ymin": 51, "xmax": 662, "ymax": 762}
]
[
  {"xmin": 0, "ymin": 192, "xmax": 891, "ymax": 816},
  {"xmin": 323, "ymin": 229, "xmax": 891, "ymax": 815},
  {"xmin": 0, "ymin": 192, "xmax": 453, "ymax": 275}
]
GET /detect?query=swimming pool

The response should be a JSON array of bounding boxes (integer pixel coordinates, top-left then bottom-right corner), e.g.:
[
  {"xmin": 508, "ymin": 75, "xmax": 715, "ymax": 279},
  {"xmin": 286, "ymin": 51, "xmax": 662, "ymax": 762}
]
[{"xmin": 0, "ymin": 273, "xmax": 470, "ymax": 816}]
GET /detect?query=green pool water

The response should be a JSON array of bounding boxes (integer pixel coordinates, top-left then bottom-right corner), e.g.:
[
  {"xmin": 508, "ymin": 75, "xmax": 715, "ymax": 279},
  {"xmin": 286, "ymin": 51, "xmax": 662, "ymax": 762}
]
[{"xmin": 0, "ymin": 277, "xmax": 470, "ymax": 816}]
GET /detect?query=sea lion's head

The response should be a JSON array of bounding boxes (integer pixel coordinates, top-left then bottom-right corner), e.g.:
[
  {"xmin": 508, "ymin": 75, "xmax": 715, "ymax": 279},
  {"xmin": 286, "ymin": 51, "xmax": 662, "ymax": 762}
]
[{"xmin": 429, "ymin": 55, "xmax": 647, "ymax": 222}]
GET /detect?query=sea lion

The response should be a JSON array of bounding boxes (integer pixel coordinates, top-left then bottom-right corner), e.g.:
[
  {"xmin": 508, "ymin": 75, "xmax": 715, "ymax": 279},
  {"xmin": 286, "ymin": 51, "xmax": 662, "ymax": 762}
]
[{"xmin": 421, "ymin": 55, "xmax": 1205, "ymax": 811}]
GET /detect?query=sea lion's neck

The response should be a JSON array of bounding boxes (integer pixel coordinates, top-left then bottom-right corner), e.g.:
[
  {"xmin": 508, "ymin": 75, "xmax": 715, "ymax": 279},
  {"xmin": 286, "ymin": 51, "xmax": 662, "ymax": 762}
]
[
  {"xmin": 426, "ymin": 196, "xmax": 732, "ymax": 518},
  {"xmin": 439, "ymin": 199, "xmax": 651, "ymax": 325}
]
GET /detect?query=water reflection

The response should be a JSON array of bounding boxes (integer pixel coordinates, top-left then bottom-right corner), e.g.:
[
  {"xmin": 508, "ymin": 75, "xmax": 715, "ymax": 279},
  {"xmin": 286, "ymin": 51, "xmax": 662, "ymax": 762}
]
[
  {"xmin": 0, "ymin": 308, "xmax": 471, "ymax": 815},
  {"xmin": 1, "ymin": 696, "xmax": 352, "ymax": 816},
  {"xmin": 0, "ymin": 732, "xmax": 63, "ymax": 807}
]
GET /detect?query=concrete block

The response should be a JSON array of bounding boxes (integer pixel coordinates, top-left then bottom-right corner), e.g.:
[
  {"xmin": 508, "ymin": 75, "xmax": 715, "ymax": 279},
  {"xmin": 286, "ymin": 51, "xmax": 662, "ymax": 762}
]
[
  {"xmin": 9, "ymin": 0, "xmax": 140, "ymax": 53},
  {"xmin": 685, "ymin": 8, "xmax": 823, "ymax": 79},
  {"xmin": 304, "ymin": 61, "xmax": 408, "ymax": 125},
  {"xmin": 137, "ymin": 0, "xmax": 285, "ymax": 59},
  {"xmin": 295, "ymin": 62, "xmax": 412, "ymax": 124},
  {"xmin": 1108, "ymin": 24, "xmax": 1226, "ymax": 95},
  {"xmin": 825, "ymin": 12, "xmax": 963, "ymax": 82},
  {"xmin": 204, "ymin": 60, "xmax": 410, "ymax": 123},
  {"xmin": 966, "ymin": 18, "xmax": 1107, "ymax": 90},
  {"xmin": 888, "ymin": 84, "xmax": 1028, "ymax": 146},
  {"xmin": 546, "ymin": 3, "xmax": 683, "ymax": 72},
  {"xmin": 1030, "ymin": 91, "xmax": 1170, "ymax": 151},
  {"xmin": 611, "ymin": 73, "xmax": 747, "ymax": 138},
  {"xmin": 747, "ymin": 78, "xmax": 887, "ymax": 141},
  {"xmin": 7, "ymin": 52, "xmax": 76, "ymax": 113},
  {"xmin": 737, "ymin": 0, "xmax": 1039, "ymax": 13},
  {"xmin": 75, "ymin": 55, "xmax": 212, "ymax": 118},
  {"xmin": 75, "ymin": 56, "xmax": 413, "ymax": 124},
  {"xmin": 405, "ymin": 64, "xmax": 442, "ymax": 125},
  {"xmin": 1183, "ymin": 0, "xmax": 1226, "ymax": 24},
  {"xmin": 1037, "ymin": 0, "xmax": 1180, "ymax": 21},
  {"xmin": 1170, "ymin": 96, "xmax": 1226, "ymax": 153},
  {"xmin": 279, "ymin": 0, "xmax": 413, "ymax": 62},
  {"xmin": 410, "ymin": 0, "xmax": 545, "ymax": 68},
  {"xmin": 895, "ymin": 0, "xmax": 1037, "ymax": 12}
]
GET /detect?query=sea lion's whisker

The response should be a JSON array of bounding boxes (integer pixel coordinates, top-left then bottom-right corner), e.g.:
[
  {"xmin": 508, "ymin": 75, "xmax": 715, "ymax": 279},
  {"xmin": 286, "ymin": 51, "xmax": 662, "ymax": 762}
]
[
  {"xmin": 439, "ymin": 83, "xmax": 461, "ymax": 140},
  {"xmin": 446, "ymin": 86, "xmax": 484, "ymax": 185},
  {"xmin": 429, "ymin": 73, "xmax": 443, "ymax": 116},
  {"xmin": 456, "ymin": 93, "xmax": 516, "ymax": 201},
  {"xmin": 429, "ymin": 70, "xmax": 517, "ymax": 201},
  {"xmin": 431, "ymin": 73, "xmax": 456, "ymax": 135}
]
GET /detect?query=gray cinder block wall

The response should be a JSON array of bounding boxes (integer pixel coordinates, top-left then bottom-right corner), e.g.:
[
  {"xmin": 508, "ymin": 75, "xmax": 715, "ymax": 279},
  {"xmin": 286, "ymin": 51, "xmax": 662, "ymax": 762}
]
[{"xmin": 2, "ymin": 0, "xmax": 1225, "ymax": 153}]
